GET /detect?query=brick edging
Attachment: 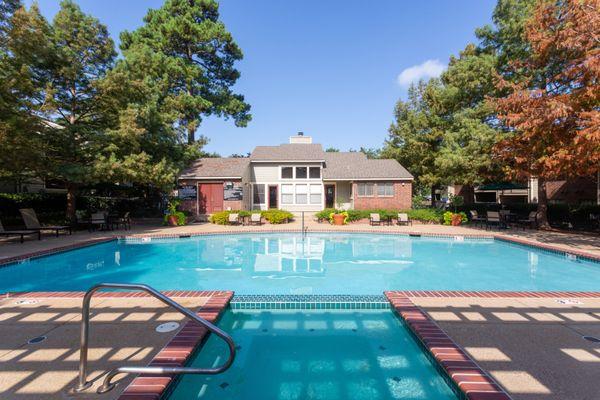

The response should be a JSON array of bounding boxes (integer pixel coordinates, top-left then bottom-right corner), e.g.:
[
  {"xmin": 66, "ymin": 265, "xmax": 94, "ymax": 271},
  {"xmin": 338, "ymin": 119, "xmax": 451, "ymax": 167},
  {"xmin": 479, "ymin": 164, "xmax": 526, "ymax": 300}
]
[
  {"xmin": 493, "ymin": 234, "xmax": 600, "ymax": 262},
  {"xmin": 0, "ymin": 237, "xmax": 117, "ymax": 267},
  {"xmin": 118, "ymin": 290, "xmax": 233, "ymax": 400},
  {"xmin": 385, "ymin": 291, "xmax": 513, "ymax": 400}
]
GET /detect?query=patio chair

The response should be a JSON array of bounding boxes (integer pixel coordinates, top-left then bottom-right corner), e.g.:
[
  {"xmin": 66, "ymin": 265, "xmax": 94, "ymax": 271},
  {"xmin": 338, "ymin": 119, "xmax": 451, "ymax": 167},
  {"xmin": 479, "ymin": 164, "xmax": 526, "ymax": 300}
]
[
  {"xmin": 485, "ymin": 211, "xmax": 502, "ymax": 230},
  {"xmin": 228, "ymin": 213, "xmax": 240, "ymax": 225},
  {"xmin": 88, "ymin": 211, "xmax": 109, "ymax": 232},
  {"xmin": 517, "ymin": 211, "xmax": 538, "ymax": 230},
  {"xmin": 19, "ymin": 208, "xmax": 72, "ymax": 237},
  {"xmin": 0, "ymin": 220, "xmax": 41, "ymax": 243},
  {"xmin": 469, "ymin": 210, "xmax": 486, "ymax": 228},
  {"xmin": 111, "ymin": 211, "xmax": 131, "ymax": 230},
  {"xmin": 397, "ymin": 213, "xmax": 412, "ymax": 226},
  {"xmin": 249, "ymin": 213, "xmax": 262, "ymax": 226},
  {"xmin": 369, "ymin": 213, "xmax": 381, "ymax": 226}
]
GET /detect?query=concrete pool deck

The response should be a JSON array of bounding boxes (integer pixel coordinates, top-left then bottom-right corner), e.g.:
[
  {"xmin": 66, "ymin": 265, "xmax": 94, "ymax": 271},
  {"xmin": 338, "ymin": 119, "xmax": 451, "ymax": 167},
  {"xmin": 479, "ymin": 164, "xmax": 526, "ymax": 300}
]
[{"xmin": 0, "ymin": 292, "xmax": 229, "ymax": 400}]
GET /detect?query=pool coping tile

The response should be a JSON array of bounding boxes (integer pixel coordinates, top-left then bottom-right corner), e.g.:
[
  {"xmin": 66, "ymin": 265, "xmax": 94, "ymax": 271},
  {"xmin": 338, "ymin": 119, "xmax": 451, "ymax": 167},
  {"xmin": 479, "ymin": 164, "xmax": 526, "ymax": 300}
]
[{"xmin": 385, "ymin": 291, "xmax": 513, "ymax": 400}]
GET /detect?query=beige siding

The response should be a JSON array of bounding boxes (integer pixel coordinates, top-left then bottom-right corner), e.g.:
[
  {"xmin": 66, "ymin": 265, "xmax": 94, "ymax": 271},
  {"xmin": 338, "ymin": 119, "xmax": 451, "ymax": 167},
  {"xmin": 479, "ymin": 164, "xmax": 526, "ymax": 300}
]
[{"xmin": 250, "ymin": 164, "xmax": 280, "ymax": 182}]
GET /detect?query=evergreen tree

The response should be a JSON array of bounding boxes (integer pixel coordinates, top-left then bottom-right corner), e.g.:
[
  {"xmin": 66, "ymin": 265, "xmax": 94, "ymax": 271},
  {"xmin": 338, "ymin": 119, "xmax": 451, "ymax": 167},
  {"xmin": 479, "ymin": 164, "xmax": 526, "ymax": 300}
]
[{"xmin": 119, "ymin": 0, "xmax": 251, "ymax": 145}]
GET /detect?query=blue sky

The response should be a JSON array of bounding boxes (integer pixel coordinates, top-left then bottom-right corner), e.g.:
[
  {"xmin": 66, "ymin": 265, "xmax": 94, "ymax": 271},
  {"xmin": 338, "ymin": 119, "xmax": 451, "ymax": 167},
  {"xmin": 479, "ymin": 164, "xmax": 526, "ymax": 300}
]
[{"xmin": 26, "ymin": 0, "xmax": 496, "ymax": 156}]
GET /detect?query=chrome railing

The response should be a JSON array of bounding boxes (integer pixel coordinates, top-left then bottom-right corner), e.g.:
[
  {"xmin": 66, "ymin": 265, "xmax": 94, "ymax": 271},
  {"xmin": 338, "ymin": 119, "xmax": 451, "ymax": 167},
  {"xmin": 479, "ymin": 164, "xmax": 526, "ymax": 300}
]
[{"xmin": 75, "ymin": 283, "xmax": 235, "ymax": 394}]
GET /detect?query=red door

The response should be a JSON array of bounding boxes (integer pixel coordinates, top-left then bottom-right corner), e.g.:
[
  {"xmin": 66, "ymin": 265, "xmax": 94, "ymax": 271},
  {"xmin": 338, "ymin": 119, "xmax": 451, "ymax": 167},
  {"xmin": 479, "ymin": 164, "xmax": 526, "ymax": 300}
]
[{"xmin": 198, "ymin": 183, "xmax": 224, "ymax": 213}]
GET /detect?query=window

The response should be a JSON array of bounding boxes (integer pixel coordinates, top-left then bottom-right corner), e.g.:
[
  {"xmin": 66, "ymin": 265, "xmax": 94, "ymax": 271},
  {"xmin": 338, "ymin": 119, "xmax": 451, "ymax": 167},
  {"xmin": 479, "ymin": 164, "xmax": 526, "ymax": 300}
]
[
  {"xmin": 253, "ymin": 184, "xmax": 265, "ymax": 204},
  {"xmin": 295, "ymin": 184, "xmax": 308, "ymax": 204},
  {"xmin": 295, "ymin": 167, "xmax": 307, "ymax": 179},
  {"xmin": 309, "ymin": 167, "xmax": 321, "ymax": 179},
  {"xmin": 310, "ymin": 184, "xmax": 322, "ymax": 204},
  {"xmin": 281, "ymin": 167, "xmax": 293, "ymax": 179},
  {"xmin": 281, "ymin": 184, "xmax": 294, "ymax": 204},
  {"xmin": 357, "ymin": 183, "xmax": 374, "ymax": 197},
  {"xmin": 377, "ymin": 182, "xmax": 394, "ymax": 197}
]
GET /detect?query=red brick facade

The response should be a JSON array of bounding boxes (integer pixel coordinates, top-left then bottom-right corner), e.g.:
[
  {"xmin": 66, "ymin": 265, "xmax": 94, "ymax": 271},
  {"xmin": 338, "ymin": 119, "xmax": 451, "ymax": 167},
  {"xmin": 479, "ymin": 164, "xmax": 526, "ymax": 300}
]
[{"xmin": 352, "ymin": 181, "xmax": 412, "ymax": 210}]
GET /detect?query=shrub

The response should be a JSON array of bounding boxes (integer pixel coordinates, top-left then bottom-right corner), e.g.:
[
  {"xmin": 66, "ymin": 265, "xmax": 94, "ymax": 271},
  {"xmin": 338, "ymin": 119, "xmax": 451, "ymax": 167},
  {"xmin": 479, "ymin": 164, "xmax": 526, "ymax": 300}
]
[
  {"xmin": 443, "ymin": 211, "xmax": 467, "ymax": 225},
  {"xmin": 407, "ymin": 208, "xmax": 444, "ymax": 223},
  {"xmin": 315, "ymin": 208, "xmax": 445, "ymax": 224},
  {"xmin": 163, "ymin": 211, "xmax": 186, "ymax": 226},
  {"xmin": 261, "ymin": 209, "xmax": 294, "ymax": 224},
  {"xmin": 209, "ymin": 209, "xmax": 293, "ymax": 225}
]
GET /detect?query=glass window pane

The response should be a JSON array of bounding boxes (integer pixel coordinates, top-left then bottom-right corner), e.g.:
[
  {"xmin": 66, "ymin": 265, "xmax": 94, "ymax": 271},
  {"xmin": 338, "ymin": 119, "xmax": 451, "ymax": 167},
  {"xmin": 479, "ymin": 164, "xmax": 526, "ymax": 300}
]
[
  {"xmin": 281, "ymin": 184, "xmax": 293, "ymax": 204},
  {"xmin": 296, "ymin": 167, "xmax": 307, "ymax": 179},
  {"xmin": 310, "ymin": 194, "xmax": 322, "ymax": 204},
  {"xmin": 377, "ymin": 184, "xmax": 386, "ymax": 196},
  {"xmin": 296, "ymin": 184, "xmax": 307, "ymax": 203},
  {"xmin": 357, "ymin": 183, "xmax": 365, "ymax": 196},
  {"xmin": 281, "ymin": 167, "xmax": 293, "ymax": 179},
  {"xmin": 309, "ymin": 167, "xmax": 320, "ymax": 179},
  {"xmin": 386, "ymin": 183, "xmax": 394, "ymax": 196},
  {"xmin": 253, "ymin": 184, "xmax": 265, "ymax": 204}
]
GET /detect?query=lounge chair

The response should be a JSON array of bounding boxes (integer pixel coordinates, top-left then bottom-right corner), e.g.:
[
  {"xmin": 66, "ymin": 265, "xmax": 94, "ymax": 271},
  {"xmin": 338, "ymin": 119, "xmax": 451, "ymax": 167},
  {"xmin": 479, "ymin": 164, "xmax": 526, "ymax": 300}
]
[
  {"xmin": 485, "ymin": 211, "xmax": 502, "ymax": 230},
  {"xmin": 517, "ymin": 211, "xmax": 538, "ymax": 229},
  {"xmin": 88, "ymin": 212, "xmax": 108, "ymax": 231},
  {"xmin": 369, "ymin": 213, "xmax": 381, "ymax": 226},
  {"xmin": 19, "ymin": 208, "xmax": 72, "ymax": 237},
  {"xmin": 249, "ymin": 213, "xmax": 262, "ymax": 226},
  {"xmin": 0, "ymin": 220, "xmax": 41, "ymax": 243},
  {"xmin": 469, "ymin": 210, "xmax": 486, "ymax": 227},
  {"xmin": 228, "ymin": 213, "xmax": 240, "ymax": 225},
  {"xmin": 397, "ymin": 213, "xmax": 412, "ymax": 226},
  {"xmin": 111, "ymin": 211, "xmax": 131, "ymax": 230}
]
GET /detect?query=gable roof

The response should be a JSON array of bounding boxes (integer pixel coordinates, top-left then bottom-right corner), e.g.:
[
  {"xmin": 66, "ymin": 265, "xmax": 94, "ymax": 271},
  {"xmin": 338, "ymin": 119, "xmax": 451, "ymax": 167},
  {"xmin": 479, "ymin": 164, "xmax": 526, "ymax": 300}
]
[
  {"xmin": 323, "ymin": 152, "xmax": 413, "ymax": 180},
  {"xmin": 179, "ymin": 157, "xmax": 249, "ymax": 178},
  {"xmin": 250, "ymin": 143, "xmax": 325, "ymax": 161}
]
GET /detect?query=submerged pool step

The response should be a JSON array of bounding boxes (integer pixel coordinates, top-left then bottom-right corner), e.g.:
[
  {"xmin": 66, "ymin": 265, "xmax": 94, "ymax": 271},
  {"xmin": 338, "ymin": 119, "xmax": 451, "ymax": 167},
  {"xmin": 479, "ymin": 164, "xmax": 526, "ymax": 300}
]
[{"xmin": 230, "ymin": 294, "xmax": 391, "ymax": 310}]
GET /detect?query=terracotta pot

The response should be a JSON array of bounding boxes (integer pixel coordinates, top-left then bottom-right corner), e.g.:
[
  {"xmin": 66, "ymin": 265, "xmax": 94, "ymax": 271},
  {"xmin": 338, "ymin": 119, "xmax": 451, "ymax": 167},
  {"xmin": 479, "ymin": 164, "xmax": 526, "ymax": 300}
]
[
  {"xmin": 333, "ymin": 214, "xmax": 345, "ymax": 225},
  {"xmin": 167, "ymin": 215, "xmax": 179, "ymax": 226},
  {"xmin": 451, "ymin": 214, "xmax": 462, "ymax": 226}
]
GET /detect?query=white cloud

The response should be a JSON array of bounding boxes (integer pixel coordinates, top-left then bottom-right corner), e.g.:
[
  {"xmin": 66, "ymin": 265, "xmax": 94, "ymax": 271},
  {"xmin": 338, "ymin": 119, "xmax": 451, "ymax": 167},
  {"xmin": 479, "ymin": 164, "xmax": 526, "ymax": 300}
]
[{"xmin": 397, "ymin": 59, "xmax": 446, "ymax": 87}]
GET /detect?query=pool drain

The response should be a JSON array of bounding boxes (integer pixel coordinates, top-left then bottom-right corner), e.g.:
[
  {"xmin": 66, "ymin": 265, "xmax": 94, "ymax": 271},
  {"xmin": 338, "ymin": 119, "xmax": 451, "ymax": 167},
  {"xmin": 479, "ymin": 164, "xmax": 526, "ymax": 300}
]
[
  {"xmin": 155, "ymin": 322, "xmax": 180, "ymax": 333},
  {"xmin": 28, "ymin": 335, "xmax": 47, "ymax": 344},
  {"xmin": 583, "ymin": 336, "xmax": 600, "ymax": 343},
  {"xmin": 556, "ymin": 299, "xmax": 583, "ymax": 305},
  {"xmin": 15, "ymin": 299, "xmax": 38, "ymax": 305}
]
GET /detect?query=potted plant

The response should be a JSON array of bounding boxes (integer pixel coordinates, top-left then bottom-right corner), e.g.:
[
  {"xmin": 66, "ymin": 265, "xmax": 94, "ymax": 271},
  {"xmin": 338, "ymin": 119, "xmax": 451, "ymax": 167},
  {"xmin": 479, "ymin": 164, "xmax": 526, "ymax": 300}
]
[
  {"xmin": 451, "ymin": 213, "xmax": 463, "ymax": 226},
  {"xmin": 164, "ymin": 199, "xmax": 186, "ymax": 226},
  {"xmin": 329, "ymin": 210, "xmax": 349, "ymax": 225}
]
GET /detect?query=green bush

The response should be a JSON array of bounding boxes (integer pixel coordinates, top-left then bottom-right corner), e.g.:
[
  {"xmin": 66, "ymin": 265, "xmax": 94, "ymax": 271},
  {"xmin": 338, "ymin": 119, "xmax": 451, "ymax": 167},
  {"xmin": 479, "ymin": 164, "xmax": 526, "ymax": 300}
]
[
  {"xmin": 443, "ymin": 211, "xmax": 468, "ymax": 225},
  {"xmin": 315, "ymin": 208, "xmax": 445, "ymax": 224},
  {"xmin": 261, "ymin": 209, "xmax": 294, "ymax": 224},
  {"xmin": 209, "ymin": 209, "xmax": 293, "ymax": 225}
]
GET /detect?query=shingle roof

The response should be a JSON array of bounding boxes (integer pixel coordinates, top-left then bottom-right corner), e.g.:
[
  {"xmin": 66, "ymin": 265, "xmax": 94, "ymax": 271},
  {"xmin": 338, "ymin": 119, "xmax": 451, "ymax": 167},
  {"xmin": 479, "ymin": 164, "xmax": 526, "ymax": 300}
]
[
  {"xmin": 323, "ymin": 152, "xmax": 413, "ymax": 180},
  {"xmin": 250, "ymin": 143, "xmax": 325, "ymax": 161},
  {"xmin": 179, "ymin": 157, "xmax": 249, "ymax": 178}
]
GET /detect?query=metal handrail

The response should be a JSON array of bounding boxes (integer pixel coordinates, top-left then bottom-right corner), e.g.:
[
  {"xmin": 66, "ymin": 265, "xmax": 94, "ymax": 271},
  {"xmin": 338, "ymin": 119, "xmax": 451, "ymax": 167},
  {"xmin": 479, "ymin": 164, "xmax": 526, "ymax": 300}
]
[{"xmin": 75, "ymin": 283, "xmax": 236, "ymax": 394}]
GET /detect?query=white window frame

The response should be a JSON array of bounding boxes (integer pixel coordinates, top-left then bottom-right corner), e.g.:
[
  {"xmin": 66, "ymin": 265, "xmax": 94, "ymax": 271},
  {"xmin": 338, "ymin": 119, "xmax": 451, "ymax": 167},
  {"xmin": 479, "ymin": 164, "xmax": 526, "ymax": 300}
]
[
  {"xmin": 295, "ymin": 184, "xmax": 308, "ymax": 204},
  {"xmin": 280, "ymin": 166, "xmax": 294, "ymax": 180},
  {"xmin": 253, "ymin": 184, "xmax": 266, "ymax": 205},
  {"xmin": 309, "ymin": 184, "xmax": 322, "ymax": 204},
  {"xmin": 281, "ymin": 184, "xmax": 294, "ymax": 204}
]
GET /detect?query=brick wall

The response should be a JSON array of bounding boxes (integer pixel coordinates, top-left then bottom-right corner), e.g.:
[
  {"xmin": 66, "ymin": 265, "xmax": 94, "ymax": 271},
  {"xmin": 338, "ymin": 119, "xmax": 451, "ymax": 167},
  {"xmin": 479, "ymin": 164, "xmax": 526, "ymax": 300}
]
[{"xmin": 352, "ymin": 181, "xmax": 412, "ymax": 209}]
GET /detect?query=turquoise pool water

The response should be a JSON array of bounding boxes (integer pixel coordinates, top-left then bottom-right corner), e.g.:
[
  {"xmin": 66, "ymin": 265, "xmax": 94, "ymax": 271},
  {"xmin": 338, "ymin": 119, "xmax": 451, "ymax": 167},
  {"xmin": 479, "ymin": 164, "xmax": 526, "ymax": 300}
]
[
  {"xmin": 1, "ymin": 233, "xmax": 599, "ymax": 294},
  {"xmin": 167, "ymin": 310, "xmax": 458, "ymax": 400}
]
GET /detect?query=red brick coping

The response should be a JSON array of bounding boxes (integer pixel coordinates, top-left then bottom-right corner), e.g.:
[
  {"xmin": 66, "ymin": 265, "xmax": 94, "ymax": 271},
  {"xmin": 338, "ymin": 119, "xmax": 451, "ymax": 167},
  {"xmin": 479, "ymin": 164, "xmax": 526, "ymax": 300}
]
[{"xmin": 385, "ymin": 291, "xmax": 512, "ymax": 400}]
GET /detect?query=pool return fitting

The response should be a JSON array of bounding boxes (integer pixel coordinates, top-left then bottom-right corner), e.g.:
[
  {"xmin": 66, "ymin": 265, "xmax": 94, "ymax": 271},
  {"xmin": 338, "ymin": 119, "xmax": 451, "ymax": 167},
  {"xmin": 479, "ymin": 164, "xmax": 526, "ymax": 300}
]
[{"xmin": 74, "ymin": 283, "xmax": 236, "ymax": 394}]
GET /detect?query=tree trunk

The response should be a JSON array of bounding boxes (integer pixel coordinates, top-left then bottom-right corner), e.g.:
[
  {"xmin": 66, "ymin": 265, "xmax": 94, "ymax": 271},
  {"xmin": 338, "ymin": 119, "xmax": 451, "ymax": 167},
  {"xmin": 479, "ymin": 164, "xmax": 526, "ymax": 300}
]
[
  {"xmin": 187, "ymin": 124, "xmax": 194, "ymax": 145},
  {"xmin": 431, "ymin": 186, "xmax": 436, "ymax": 207},
  {"xmin": 536, "ymin": 178, "xmax": 550, "ymax": 229},
  {"xmin": 66, "ymin": 183, "xmax": 77, "ymax": 223}
]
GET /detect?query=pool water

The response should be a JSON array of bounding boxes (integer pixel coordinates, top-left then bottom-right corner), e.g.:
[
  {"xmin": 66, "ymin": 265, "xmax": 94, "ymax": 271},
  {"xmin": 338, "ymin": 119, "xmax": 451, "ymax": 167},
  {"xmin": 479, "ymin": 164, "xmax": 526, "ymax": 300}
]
[
  {"xmin": 167, "ymin": 310, "xmax": 458, "ymax": 400},
  {"xmin": 1, "ymin": 233, "xmax": 599, "ymax": 294}
]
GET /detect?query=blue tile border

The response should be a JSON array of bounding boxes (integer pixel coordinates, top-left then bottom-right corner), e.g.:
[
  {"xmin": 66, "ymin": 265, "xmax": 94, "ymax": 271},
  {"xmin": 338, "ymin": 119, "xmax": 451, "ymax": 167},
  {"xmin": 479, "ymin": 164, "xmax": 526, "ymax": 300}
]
[{"xmin": 230, "ymin": 294, "xmax": 391, "ymax": 310}]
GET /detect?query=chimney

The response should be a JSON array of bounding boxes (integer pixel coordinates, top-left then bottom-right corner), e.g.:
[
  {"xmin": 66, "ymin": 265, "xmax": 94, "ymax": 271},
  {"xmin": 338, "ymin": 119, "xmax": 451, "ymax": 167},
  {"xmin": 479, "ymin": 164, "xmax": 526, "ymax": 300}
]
[{"xmin": 289, "ymin": 132, "xmax": 312, "ymax": 144}]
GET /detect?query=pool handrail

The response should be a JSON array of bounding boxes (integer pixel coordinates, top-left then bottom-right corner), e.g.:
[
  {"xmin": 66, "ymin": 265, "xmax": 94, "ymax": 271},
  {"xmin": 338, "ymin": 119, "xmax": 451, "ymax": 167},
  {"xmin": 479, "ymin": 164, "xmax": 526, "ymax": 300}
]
[{"xmin": 74, "ymin": 283, "xmax": 236, "ymax": 393}]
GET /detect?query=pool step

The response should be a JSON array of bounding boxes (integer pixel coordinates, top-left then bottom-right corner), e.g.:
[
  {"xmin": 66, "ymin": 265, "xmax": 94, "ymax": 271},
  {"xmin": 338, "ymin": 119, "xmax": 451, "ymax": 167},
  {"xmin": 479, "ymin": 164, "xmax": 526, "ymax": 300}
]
[{"xmin": 230, "ymin": 294, "xmax": 391, "ymax": 310}]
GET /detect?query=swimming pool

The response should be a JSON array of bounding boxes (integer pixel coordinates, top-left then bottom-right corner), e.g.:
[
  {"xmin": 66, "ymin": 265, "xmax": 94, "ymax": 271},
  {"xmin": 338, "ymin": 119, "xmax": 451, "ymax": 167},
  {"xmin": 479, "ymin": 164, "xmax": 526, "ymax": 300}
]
[
  {"xmin": 166, "ymin": 309, "xmax": 459, "ymax": 400},
  {"xmin": 1, "ymin": 233, "xmax": 599, "ymax": 294}
]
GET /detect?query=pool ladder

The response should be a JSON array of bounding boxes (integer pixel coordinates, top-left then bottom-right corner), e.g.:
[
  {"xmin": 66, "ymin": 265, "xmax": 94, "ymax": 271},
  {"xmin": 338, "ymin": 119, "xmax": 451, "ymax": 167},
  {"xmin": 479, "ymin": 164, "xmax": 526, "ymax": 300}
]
[{"xmin": 74, "ymin": 283, "xmax": 236, "ymax": 394}]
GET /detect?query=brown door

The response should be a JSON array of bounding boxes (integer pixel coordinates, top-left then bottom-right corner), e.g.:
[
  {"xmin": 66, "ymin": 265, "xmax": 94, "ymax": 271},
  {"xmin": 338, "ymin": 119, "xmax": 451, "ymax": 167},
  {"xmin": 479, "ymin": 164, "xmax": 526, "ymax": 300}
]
[{"xmin": 198, "ymin": 183, "xmax": 224, "ymax": 213}]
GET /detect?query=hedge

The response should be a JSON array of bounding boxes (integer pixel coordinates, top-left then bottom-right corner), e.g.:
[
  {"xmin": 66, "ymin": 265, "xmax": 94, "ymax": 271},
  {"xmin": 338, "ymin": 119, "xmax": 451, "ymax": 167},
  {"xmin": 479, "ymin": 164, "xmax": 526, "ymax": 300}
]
[
  {"xmin": 209, "ymin": 209, "xmax": 294, "ymax": 225},
  {"xmin": 316, "ymin": 208, "xmax": 444, "ymax": 224}
]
